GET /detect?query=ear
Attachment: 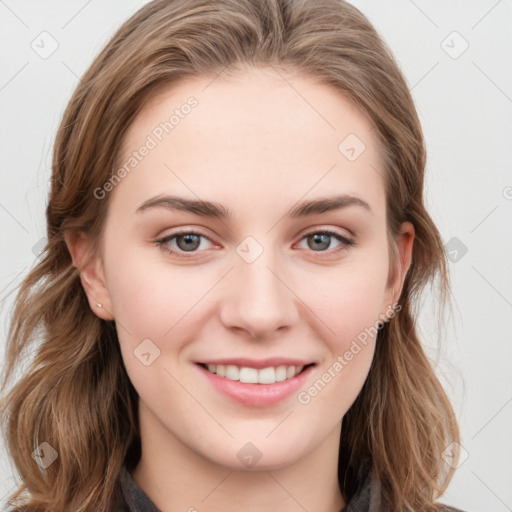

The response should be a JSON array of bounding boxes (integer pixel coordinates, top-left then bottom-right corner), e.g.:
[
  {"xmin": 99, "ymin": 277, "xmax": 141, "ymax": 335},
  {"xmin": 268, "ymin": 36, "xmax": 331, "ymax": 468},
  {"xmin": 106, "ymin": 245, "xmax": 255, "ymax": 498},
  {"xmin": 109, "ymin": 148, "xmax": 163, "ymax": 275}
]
[
  {"xmin": 64, "ymin": 231, "xmax": 114, "ymax": 321},
  {"xmin": 382, "ymin": 221, "xmax": 415, "ymax": 314}
]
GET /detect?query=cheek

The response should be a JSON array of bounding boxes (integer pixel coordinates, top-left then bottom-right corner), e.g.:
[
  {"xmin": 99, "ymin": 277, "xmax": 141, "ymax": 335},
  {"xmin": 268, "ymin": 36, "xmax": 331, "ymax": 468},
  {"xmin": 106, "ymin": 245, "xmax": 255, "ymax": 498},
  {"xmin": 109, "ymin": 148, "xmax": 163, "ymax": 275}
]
[
  {"xmin": 106, "ymin": 253, "xmax": 172, "ymax": 338},
  {"xmin": 308, "ymin": 259, "xmax": 390, "ymax": 347},
  {"xmin": 296, "ymin": 276, "xmax": 384, "ymax": 417},
  {"xmin": 104, "ymin": 248, "xmax": 206, "ymax": 397},
  {"xmin": 104, "ymin": 244, "xmax": 217, "ymax": 357},
  {"xmin": 300, "ymin": 253, "xmax": 389, "ymax": 402}
]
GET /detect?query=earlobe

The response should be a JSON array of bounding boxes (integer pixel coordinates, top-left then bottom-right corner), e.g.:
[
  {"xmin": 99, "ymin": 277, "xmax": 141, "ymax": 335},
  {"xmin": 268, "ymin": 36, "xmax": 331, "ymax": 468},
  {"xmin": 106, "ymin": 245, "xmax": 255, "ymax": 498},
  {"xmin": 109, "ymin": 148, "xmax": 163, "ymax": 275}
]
[{"xmin": 64, "ymin": 231, "xmax": 114, "ymax": 321}]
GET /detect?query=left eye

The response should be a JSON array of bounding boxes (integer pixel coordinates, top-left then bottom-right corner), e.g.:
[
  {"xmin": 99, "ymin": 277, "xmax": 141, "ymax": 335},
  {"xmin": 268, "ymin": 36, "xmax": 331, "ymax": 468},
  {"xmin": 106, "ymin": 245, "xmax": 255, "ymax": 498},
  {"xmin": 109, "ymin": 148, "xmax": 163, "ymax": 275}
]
[
  {"xmin": 296, "ymin": 230, "xmax": 354, "ymax": 253},
  {"xmin": 155, "ymin": 229, "xmax": 354, "ymax": 256}
]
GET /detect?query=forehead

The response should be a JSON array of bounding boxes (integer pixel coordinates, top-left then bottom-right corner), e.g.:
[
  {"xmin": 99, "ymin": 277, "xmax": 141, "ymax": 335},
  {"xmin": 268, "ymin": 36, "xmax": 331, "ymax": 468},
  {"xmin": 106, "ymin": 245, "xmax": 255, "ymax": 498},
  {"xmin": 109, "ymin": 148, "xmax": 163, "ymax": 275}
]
[{"xmin": 111, "ymin": 67, "xmax": 386, "ymax": 222}]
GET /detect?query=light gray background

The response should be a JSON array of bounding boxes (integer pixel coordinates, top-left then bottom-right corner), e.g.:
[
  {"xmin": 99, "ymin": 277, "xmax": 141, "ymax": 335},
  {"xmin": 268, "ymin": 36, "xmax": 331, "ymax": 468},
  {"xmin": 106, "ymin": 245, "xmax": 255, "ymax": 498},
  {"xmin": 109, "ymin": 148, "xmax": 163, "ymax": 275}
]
[{"xmin": 1, "ymin": 1, "xmax": 511, "ymax": 511}]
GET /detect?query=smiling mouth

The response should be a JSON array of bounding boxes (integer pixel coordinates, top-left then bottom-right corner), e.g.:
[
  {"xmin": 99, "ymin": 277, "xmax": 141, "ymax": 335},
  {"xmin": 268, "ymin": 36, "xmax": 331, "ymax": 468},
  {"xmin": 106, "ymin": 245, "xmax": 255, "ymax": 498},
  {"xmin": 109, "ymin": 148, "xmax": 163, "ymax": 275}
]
[{"xmin": 197, "ymin": 362, "xmax": 315, "ymax": 385}]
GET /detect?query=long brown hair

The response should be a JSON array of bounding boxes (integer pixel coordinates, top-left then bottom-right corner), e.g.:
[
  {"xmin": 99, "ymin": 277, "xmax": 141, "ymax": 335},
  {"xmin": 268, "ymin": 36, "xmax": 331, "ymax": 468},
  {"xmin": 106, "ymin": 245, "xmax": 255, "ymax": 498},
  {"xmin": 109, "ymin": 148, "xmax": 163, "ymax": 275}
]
[{"xmin": 1, "ymin": 0, "xmax": 460, "ymax": 510}]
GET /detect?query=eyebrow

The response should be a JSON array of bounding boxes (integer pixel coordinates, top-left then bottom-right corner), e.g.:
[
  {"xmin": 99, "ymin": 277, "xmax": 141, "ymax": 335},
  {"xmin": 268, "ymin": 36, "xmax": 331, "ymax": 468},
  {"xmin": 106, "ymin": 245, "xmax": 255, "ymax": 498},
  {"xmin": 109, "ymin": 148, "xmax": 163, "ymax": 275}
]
[{"xmin": 135, "ymin": 194, "xmax": 372, "ymax": 218}]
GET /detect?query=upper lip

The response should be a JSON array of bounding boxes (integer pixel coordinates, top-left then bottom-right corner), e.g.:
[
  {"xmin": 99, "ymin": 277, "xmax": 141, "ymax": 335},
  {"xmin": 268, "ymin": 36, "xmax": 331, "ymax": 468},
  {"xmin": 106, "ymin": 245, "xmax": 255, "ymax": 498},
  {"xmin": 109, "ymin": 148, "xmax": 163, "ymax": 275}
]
[{"xmin": 196, "ymin": 358, "xmax": 316, "ymax": 369}]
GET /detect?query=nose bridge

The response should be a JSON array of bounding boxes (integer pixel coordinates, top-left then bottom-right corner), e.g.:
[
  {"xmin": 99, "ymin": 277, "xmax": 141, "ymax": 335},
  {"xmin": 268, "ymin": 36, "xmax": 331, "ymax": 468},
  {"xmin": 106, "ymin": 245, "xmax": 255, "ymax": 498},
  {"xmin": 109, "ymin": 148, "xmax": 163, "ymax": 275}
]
[{"xmin": 220, "ymin": 238, "xmax": 299, "ymax": 337}]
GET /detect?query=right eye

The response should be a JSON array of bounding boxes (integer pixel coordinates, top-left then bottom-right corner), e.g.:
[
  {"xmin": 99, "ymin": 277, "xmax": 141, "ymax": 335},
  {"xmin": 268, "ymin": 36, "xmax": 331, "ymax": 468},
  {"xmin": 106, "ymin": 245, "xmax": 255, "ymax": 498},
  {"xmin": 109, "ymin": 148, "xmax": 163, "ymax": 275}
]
[{"xmin": 155, "ymin": 230, "xmax": 216, "ymax": 256}]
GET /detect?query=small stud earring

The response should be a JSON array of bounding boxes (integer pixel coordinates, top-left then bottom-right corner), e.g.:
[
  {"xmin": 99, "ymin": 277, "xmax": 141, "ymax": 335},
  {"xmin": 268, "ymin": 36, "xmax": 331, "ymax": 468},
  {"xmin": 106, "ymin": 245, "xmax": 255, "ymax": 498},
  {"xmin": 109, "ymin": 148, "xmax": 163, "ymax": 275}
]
[{"xmin": 97, "ymin": 303, "xmax": 103, "ymax": 308}]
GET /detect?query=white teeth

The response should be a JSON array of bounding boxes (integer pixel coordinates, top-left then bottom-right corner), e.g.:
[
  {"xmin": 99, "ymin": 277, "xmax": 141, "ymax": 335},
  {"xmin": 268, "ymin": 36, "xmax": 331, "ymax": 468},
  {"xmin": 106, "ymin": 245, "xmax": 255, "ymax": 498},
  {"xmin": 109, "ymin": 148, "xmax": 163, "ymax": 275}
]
[
  {"xmin": 275, "ymin": 365, "xmax": 287, "ymax": 382},
  {"xmin": 204, "ymin": 363, "xmax": 307, "ymax": 384},
  {"xmin": 225, "ymin": 365, "xmax": 239, "ymax": 380},
  {"xmin": 258, "ymin": 367, "xmax": 275, "ymax": 384},
  {"xmin": 239, "ymin": 367, "xmax": 258, "ymax": 383}
]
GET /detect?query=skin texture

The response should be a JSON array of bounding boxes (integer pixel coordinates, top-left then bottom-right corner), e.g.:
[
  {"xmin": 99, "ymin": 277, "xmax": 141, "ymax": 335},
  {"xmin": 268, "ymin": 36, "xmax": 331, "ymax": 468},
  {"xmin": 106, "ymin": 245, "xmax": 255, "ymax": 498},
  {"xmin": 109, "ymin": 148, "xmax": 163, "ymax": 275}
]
[{"xmin": 67, "ymin": 66, "xmax": 414, "ymax": 512}]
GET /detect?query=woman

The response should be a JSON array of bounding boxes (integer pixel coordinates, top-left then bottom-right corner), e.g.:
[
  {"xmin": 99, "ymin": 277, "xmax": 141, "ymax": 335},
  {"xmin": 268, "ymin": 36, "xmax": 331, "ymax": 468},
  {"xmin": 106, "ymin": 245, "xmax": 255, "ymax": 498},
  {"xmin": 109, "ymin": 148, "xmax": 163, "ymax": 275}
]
[{"xmin": 1, "ymin": 0, "xmax": 465, "ymax": 510}]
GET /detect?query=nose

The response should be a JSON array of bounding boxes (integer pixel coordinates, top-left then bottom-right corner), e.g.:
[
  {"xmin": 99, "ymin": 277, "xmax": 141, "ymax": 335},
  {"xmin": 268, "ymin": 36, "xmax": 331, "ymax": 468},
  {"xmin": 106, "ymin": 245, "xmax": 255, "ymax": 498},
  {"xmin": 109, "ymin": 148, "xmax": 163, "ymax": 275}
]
[{"xmin": 219, "ymin": 251, "xmax": 300, "ymax": 340}]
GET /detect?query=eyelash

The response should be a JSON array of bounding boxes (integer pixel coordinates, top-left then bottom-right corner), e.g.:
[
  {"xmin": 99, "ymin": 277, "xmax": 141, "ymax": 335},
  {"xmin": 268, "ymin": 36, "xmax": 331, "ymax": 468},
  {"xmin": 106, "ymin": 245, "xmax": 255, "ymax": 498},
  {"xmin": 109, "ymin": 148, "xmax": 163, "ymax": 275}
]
[{"xmin": 154, "ymin": 229, "xmax": 355, "ymax": 258}]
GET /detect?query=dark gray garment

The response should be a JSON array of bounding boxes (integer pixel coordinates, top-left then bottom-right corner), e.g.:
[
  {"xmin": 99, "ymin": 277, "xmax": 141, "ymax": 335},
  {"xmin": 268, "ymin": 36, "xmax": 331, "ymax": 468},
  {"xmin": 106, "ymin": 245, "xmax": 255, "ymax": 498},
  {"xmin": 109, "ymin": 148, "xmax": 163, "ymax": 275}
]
[
  {"xmin": 118, "ymin": 463, "xmax": 465, "ymax": 512},
  {"xmin": 118, "ymin": 465, "xmax": 160, "ymax": 512}
]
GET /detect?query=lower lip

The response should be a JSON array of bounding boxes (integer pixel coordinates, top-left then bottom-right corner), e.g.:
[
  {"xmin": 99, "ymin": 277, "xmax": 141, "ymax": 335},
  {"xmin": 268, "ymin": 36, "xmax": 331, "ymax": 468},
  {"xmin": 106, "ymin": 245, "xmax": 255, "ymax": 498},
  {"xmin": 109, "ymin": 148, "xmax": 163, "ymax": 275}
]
[{"xmin": 196, "ymin": 364, "xmax": 315, "ymax": 407}]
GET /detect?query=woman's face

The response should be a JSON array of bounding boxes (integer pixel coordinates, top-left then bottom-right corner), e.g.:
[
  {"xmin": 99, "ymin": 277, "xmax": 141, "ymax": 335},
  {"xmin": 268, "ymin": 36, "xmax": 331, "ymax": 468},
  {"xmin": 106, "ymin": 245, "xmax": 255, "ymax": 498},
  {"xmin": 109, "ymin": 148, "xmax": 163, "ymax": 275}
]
[{"xmin": 85, "ymin": 67, "xmax": 413, "ymax": 470}]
